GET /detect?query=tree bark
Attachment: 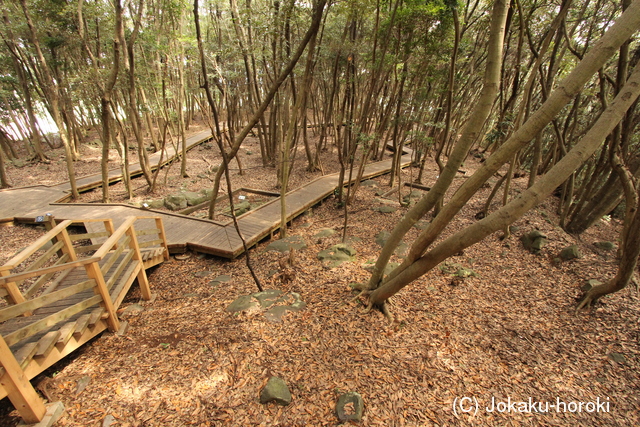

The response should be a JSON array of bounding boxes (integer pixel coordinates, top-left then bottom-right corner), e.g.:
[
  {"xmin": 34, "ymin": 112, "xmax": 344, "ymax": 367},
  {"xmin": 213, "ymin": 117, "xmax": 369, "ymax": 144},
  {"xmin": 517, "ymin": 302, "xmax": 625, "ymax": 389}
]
[{"xmin": 370, "ymin": 59, "xmax": 640, "ymax": 306}]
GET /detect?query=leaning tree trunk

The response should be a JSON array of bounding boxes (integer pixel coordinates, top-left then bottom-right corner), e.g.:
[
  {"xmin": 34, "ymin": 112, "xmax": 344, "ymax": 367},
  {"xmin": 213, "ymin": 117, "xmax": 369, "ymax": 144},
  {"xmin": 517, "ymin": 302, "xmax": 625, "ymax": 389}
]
[
  {"xmin": 366, "ymin": 0, "xmax": 510, "ymax": 291},
  {"xmin": 369, "ymin": 58, "xmax": 640, "ymax": 307},
  {"xmin": 370, "ymin": 0, "xmax": 640, "ymax": 297}
]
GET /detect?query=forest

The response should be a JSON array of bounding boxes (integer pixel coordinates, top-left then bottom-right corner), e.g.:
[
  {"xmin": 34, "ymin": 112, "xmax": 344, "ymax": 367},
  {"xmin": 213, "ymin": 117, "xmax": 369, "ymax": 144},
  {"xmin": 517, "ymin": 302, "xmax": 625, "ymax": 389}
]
[{"xmin": 0, "ymin": 0, "xmax": 639, "ymax": 425}]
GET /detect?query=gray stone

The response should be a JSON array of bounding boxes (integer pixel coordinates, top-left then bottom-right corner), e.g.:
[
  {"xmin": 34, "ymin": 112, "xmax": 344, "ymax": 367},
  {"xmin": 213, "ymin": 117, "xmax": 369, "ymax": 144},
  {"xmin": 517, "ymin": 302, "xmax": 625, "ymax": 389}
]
[
  {"xmin": 234, "ymin": 200, "xmax": 252, "ymax": 215},
  {"xmin": 520, "ymin": 230, "xmax": 548, "ymax": 254},
  {"xmin": 194, "ymin": 271, "xmax": 213, "ymax": 278},
  {"xmin": 608, "ymin": 353, "xmax": 626, "ymax": 364},
  {"xmin": 121, "ymin": 303, "xmax": 144, "ymax": 317},
  {"xmin": 146, "ymin": 199, "xmax": 165, "ymax": 209},
  {"xmin": 197, "ymin": 174, "xmax": 208, "ymax": 179},
  {"xmin": 265, "ymin": 305, "xmax": 290, "ymax": 323},
  {"xmin": 594, "ymin": 241, "xmax": 616, "ymax": 251},
  {"xmin": 318, "ymin": 243, "xmax": 357, "ymax": 268},
  {"xmin": 559, "ymin": 245, "xmax": 581, "ymax": 261},
  {"xmin": 226, "ymin": 295, "xmax": 259, "ymax": 313},
  {"xmin": 260, "ymin": 377, "xmax": 292, "ymax": 405},
  {"xmin": 12, "ymin": 159, "xmax": 26, "ymax": 168},
  {"xmin": 336, "ymin": 391, "xmax": 364, "ymax": 422},
  {"xmin": 212, "ymin": 274, "xmax": 232, "ymax": 283},
  {"xmin": 266, "ymin": 235, "xmax": 307, "ymax": 253},
  {"xmin": 376, "ymin": 205, "xmax": 397, "ymax": 213},
  {"xmin": 361, "ymin": 180, "xmax": 378, "ymax": 187},
  {"xmin": 375, "ymin": 231, "xmax": 390, "ymax": 247},
  {"xmin": 184, "ymin": 191, "xmax": 208, "ymax": 206},
  {"xmin": 395, "ymin": 242, "xmax": 409, "ymax": 257},
  {"xmin": 164, "ymin": 194, "xmax": 188, "ymax": 211},
  {"xmin": 314, "ymin": 228, "xmax": 336, "ymax": 239},
  {"xmin": 253, "ymin": 289, "xmax": 284, "ymax": 308}
]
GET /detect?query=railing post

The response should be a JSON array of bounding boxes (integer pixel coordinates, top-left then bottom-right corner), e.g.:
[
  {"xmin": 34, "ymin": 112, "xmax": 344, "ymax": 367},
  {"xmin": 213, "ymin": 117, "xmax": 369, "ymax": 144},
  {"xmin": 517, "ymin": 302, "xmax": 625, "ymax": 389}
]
[
  {"xmin": 154, "ymin": 217, "xmax": 170, "ymax": 261},
  {"xmin": 103, "ymin": 219, "xmax": 116, "ymax": 249},
  {"xmin": 0, "ymin": 270, "xmax": 27, "ymax": 306},
  {"xmin": 84, "ymin": 261, "xmax": 120, "ymax": 332},
  {"xmin": 126, "ymin": 223, "xmax": 152, "ymax": 300},
  {"xmin": 0, "ymin": 335, "xmax": 46, "ymax": 423}
]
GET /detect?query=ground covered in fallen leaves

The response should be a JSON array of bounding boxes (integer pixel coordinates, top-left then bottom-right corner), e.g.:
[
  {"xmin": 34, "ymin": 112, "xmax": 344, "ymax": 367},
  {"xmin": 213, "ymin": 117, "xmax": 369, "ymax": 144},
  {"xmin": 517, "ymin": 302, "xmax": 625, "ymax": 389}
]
[{"xmin": 1, "ymin": 133, "xmax": 639, "ymax": 426}]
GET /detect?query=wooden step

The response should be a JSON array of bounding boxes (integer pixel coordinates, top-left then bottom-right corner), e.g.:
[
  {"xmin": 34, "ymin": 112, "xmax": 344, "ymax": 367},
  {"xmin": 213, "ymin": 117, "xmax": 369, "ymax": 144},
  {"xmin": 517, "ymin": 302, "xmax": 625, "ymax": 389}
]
[
  {"xmin": 88, "ymin": 308, "xmax": 105, "ymax": 326},
  {"xmin": 56, "ymin": 322, "xmax": 76, "ymax": 346},
  {"xmin": 35, "ymin": 330, "xmax": 61, "ymax": 358},
  {"xmin": 14, "ymin": 342, "xmax": 38, "ymax": 369},
  {"xmin": 73, "ymin": 314, "xmax": 91, "ymax": 336}
]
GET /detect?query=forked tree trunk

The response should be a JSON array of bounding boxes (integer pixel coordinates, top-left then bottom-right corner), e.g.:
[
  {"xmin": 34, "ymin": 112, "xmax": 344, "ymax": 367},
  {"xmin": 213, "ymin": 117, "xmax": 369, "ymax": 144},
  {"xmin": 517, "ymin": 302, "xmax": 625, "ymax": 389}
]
[
  {"xmin": 369, "ymin": 55, "xmax": 640, "ymax": 307},
  {"xmin": 366, "ymin": 0, "xmax": 510, "ymax": 290},
  {"xmin": 367, "ymin": 0, "xmax": 640, "ymax": 299}
]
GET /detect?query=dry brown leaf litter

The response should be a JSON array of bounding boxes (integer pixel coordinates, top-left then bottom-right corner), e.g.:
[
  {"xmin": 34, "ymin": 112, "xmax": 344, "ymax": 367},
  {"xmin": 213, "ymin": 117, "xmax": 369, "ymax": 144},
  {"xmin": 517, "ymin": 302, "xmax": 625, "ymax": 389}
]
[{"xmin": 0, "ymin": 136, "xmax": 638, "ymax": 426}]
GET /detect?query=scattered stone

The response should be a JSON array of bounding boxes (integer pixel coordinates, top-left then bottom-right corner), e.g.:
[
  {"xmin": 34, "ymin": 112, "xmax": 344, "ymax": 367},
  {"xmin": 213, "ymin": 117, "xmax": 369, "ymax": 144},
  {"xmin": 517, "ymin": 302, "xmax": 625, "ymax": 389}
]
[
  {"xmin": 264, "ymin": 305, "xmax": 290, "ymax": 323},
  {"xmin": 608, "ymin": 353, "xmax": 626, "ymax": 364},
  {"xmin": 375, "ymin": 231, "xmax": 390, "ymax": 247},
  {"xmin": 260, "ymin": 376, "xmax": 292, "ymax": 406},
  {"xmin": 11, "ymin": 159, "xmax": 26, "ymax": 168},
  {"xmin": 336, "ymin": 391, "xmax": 364, "ymax": 422},
  {"xmin": 144, "ymin": 199, "xmax": 164, "ymax": 209},
  {"xmin": 194, "ymin": 271, "xmax": 214, "ymax": 278},
  {"xmin": 75, "ymin": 376, "xmax": 91, "ymax": 396},
  {"xmin": 375, "ymin": 205, "xmax": 397, "ymax": 213},
  {"xmin": 226, "ymin": 295, "xmax": 259, "ymax": 313},
  {"xmin": 174, "ymin": 253, "xmax": 192, "ymax": 260},
  {"xmin": 361, "ymin": 179, "xmax": 378, "ymax": 187},
  {"xmin": 318, "ymin": 243, "xmax": 356, "ymax": 268},
  {"xmin": 520, "ymin": 229, "xmax": 548, "ymax": 254},
  {"xmin": 102, "ymin": 414, "xmax": 115, "ymax": 427},
  {"xmin": 509, "ymin": 225, "xmax": 520, "ymax": 233},
  {"xmin": 253, "ymin": 289, "xmax": 284, "ymax": 308},
  {"xmin": 121, "ymin": 303, "xmax": 144, "ymax": 317},
  {"xmin": 197, "ymin": 174, "xmax": 208, "ymax": 179},
  {"xmin": 559, "ymin": 245, "xmax": 581, "ymax": 261},
  {"xmin": 582, "ymin": 279, "xmax": 603, "ymax": 292},
  {"xmin": 594, "ymin": 241, "xmax": 616, "ymax": 251},
  {"xmin": 246, "ymin": 150, "xmax": 253, "ymax": 155},
  {"xmin": 266, "ymin": 235, "xmax": 307, "ymax": 253},
  {"xmin": 314, "ymin": 228, "xmax": 336, "ymax": 239},
  {"xmin": 234, "ymin": 200, "xmax": 252, "ymax": 215},
  {"xmin": 395, "ymin": 242, "xmax": 409, "ymax": 257},
  {"xmin": 164, "ymin": 194, "xmax": 188, "ymax": 211},
  {"xmin": 184, "ymin": 191, "xmax": 208, "ymax": 206}
]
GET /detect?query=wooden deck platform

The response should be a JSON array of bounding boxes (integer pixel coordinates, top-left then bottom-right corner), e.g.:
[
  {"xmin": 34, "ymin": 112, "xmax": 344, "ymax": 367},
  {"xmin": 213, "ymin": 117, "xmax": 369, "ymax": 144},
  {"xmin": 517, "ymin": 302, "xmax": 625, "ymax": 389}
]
[
  {"xmin": 0, "ymin": 216, "xmax": 169, "ymax": 423},
  {"xmin": 0, "ymin": 129, "xmax": 413, "ymax": 259}
]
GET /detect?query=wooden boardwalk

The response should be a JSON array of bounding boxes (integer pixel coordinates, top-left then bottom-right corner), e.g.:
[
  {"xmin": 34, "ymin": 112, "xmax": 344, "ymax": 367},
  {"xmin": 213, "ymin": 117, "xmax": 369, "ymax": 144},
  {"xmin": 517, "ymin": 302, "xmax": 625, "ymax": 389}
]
[
  {"xmin": 0, "ymin": 216, "xmax": 169, "ymax": 423},
  {"xmin": 1, "ymin": 130, "xmax": 413, "ymax": 258}
]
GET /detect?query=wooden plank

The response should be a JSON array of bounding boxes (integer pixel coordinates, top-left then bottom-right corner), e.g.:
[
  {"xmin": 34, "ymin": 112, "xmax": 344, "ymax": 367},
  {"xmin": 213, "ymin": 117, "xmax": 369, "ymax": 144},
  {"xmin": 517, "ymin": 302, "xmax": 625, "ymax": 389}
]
[
  {"xmin": 13, "ymin": 342, "xmax": 38, "ymax": 369},
  {"xmin": 0, "ymin": 336, "xmax": 46, "ymax": 423},
  {"xmin": 24, "ymin": 253, "xmax": 71, "ymax": 298},
  {"xmin": 73, "ymin": 314, "xmax": 91, "ymax": 336},
  {"xmin": 56, "ymin": 323, "xmax": 76, "ymax": 346},
  {"xmin": 0, "ymin": 220, "xmax": 72, "ymax": 270},
  {"xmin": 105, "ymin": 250, "xmax": 135, "ymax": 292},
  {"xmin": 88, "ymin": 308, "xmax": 105, "ymax": 325},
  {"xmin": 35, "ymin": 331, "xmax": 61, "ymax": 358},
  {"xmin": 0, "ymin": 279, "xmax": 95, "ymax": 323},
  {"xmin": 4, "ymin": 295, "xmax": 102, "ymax": 347}
]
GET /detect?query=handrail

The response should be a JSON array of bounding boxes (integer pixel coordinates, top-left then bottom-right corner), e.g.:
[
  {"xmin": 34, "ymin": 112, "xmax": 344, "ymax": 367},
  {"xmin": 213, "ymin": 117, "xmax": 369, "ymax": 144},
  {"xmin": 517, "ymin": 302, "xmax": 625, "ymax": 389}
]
[
  {"xmin": 0, "ymin": 257, "xmax": 100, "ymax": 286},
  {"xmin": 93, "ymin": 217, "xmax": 137, "ymax": 258},
  {"xmin": 0, "ymin": 220, "xmax": 73, "ymax": 270}
]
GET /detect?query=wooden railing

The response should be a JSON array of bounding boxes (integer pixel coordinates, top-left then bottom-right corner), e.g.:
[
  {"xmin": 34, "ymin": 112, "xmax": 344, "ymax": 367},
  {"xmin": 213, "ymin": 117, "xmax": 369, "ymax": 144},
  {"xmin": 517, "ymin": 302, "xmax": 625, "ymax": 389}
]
[{"xmin": 0, "ymin": 216, "xmax": 167, "ymax": 424}]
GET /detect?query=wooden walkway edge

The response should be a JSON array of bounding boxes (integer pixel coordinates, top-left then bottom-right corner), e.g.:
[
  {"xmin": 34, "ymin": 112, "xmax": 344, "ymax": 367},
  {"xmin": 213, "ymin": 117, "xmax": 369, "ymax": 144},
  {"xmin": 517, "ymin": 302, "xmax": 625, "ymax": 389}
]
[{"xmin": 0, "ymin": 131, "xmax": 414, "ymax": 258}]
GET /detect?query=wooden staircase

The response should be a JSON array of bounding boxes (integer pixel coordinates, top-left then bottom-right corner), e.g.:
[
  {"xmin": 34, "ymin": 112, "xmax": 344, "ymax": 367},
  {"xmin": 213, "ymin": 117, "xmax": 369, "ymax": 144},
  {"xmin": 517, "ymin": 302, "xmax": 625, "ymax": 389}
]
[{"xmin": 0, "ymin": 216, "xmax": 168, "ymax": 424}]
